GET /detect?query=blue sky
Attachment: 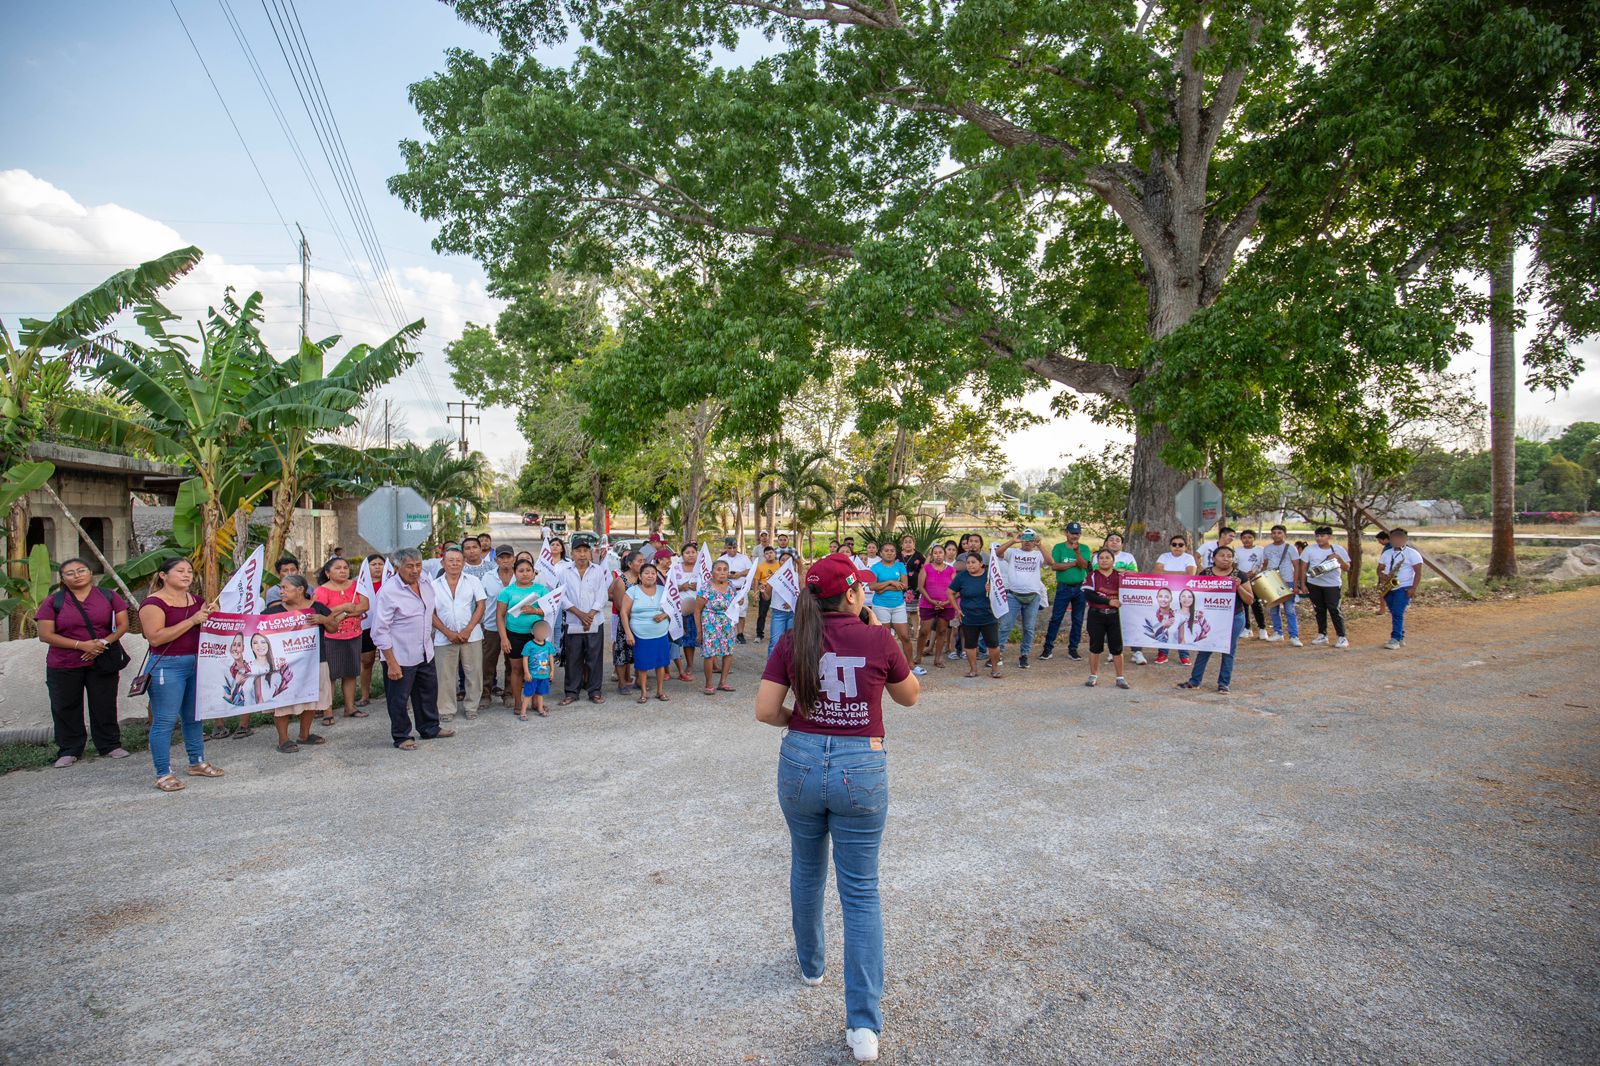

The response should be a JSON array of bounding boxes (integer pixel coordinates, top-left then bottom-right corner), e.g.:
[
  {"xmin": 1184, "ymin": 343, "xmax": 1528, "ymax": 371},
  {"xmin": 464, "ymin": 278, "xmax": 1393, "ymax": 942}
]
[{"xmin": 2, "ymin": 1, "xmax": 1596, "ymax": 479}]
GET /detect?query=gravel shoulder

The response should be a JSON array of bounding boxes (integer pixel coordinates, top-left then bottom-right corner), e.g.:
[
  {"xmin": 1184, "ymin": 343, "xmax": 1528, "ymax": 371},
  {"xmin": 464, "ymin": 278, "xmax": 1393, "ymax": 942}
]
[{"xmin": 2, "ymin": 588, "xmax": 1597, "ymax": 1064}]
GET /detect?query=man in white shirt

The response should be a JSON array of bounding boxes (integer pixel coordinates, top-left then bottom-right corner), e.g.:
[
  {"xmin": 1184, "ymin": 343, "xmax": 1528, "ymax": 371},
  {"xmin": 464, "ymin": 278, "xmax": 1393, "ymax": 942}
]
[
  {"xmin": 719, "ymin": 536, "xmax": 753, "ymax": 645},
  {"xmin": 1233, "ymin": 529, "xmax": 1266, "ymax": 638},
  {"xmin": 559, "ymin": 539, "xmax": 612, "ymax": 704},
  {"xmin": 430, "ymin": 545, "xmax": 487, "ymax": 724},
  {"xmin": 1260, "ymin": 525, "xmax": 1304, "ymax": 646},
  {"xmin": 1377, "ymin": 527, "xmax": 1425, "ymax": 650},
  {"xmin": 995, "ymin": 528, "xmax": 1048, "ymax": 669},
  {"xmin": 1153, "ymin": 533, "xmax": 1197, "ymax": 665},
  {"xmin": 1197, "ymin": 527, "xmax": 1236, "ymax": 570},
  {"xmin": 1299, "ymin": 525, "xmax": 1351, "ymax": 648}
]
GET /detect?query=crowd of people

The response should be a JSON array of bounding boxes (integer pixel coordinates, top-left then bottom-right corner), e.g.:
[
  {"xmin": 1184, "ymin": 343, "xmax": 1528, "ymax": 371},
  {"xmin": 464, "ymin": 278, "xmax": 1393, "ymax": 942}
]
[{"xmin": 31, "ymin": 521, "xmax": 1427, "ymax": 782}]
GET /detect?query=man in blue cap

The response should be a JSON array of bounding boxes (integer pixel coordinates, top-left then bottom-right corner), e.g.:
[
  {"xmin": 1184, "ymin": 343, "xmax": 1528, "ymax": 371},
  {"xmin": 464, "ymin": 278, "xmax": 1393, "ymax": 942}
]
[{"xmin": 1040, "ymin": 520, "xmax": 1093, "ymax": 661}]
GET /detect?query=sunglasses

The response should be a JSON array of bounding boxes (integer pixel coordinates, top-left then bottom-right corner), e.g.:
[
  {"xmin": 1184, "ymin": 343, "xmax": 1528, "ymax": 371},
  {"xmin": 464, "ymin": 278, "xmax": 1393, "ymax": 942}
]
[{"xmin": 1170, "ymin": 541, "xmax": 1185, "ymax": 547}]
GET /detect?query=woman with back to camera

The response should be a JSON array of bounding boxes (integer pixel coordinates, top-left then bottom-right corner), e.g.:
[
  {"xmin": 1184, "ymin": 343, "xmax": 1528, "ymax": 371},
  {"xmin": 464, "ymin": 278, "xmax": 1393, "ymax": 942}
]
[{"xmin": 756, "ymin": 553, "xmax": 920, "ymax": 1064}]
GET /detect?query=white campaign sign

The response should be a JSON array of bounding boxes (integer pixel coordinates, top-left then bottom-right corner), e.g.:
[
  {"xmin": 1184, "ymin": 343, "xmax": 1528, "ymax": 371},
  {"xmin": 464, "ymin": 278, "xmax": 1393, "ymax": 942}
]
[
  {"xmin": 196, "ymin": 611, "xmax": 321, "ymax": 720},
  {"xmin": 770, "ymin": 557, "xmax": 800, "ymax": 612},
  {"xmin": 219, "ymin": 545, "xmax": 265, "ymax": 615}
]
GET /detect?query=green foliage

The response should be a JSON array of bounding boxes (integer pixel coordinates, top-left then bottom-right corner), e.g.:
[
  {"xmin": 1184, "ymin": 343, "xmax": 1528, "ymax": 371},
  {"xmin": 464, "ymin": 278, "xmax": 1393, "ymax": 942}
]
[
  {"xmin": 1551, "ymin": 421, "xmax": 1600, "ymax": 463},
  {"xmin": 855, "ymin": 515, "xmax": 949, "ymax": 556},
  {"xmin": 0, "ymin": 462, "xmax": 53, "ymax": 517},
  {"xmin": 0, "ymin": 544, "xmax": 53, "ymax": 619},
  {"xmin": 1047, "ymin": 447, "xmax": 1133, "ymax": 535}
]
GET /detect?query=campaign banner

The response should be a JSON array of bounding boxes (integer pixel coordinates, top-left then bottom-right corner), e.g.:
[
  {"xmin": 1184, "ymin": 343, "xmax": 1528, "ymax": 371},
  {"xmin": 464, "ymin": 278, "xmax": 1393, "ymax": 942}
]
[
  {"xmin": 770, "ymin": 557, "xmax": 800, "ymax": 612},
  {"xmin": 663, "ymin": 576, "xmax": 685, "ymax": 640},
  {"xmin": 1117, "ymin": 573, "xmax": 1237, "ymax": 653},
  {"xmin": 219, "ymin": 544, "xmax": 265, "ymax": 615},
  {"xmin": 197, "ymin": 611, "xmax": 322, "ymax": 720},
  {"xmin": 988, "ymin": 548, "xmax": 1010, "ymax": 619}
]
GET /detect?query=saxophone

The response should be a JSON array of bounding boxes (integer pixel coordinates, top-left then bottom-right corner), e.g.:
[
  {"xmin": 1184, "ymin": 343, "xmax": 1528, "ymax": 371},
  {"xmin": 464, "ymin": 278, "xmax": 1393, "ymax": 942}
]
[{"xmin": 1376, "ymin": 551, "xmax": 1397, "ymax": 596}]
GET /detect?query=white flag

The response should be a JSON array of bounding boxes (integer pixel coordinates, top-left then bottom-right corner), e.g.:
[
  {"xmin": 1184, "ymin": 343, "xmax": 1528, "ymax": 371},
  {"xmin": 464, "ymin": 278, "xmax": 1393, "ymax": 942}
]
[
  {"xmin": 355, "ymin": 554, "xmax": 376, "ymax": 631},
  {"xmin": 770, "ymin": 557, "xmax": 800, "ymax": 612},
  {"xmin": 695, "ymin": 548, "xmax": 714, "ymax": 594},
  {"xmin": 508, "ymin": 585, "xmax": 543, "ymax": 618},
  {"xmin": 535, "ymin": 537, "xmax": 558, "ymax": 583},
  {"xmin": 988, "ymin": 548, "xmax": 1010, "ymax": 619},
  {"xmin": 537, "ymin": 586, "xmax": 565, "ymax": 622},
  {"xmin": 663, "ymin": 577, "xmax": 685, "ymax": 640},
  {"xmin": 727, "ymin": 564, "xmax": 758, "ymax": 624},
  {"xmin": 220, "ymin": 544, "xmax": 265, "ymax": 614}
]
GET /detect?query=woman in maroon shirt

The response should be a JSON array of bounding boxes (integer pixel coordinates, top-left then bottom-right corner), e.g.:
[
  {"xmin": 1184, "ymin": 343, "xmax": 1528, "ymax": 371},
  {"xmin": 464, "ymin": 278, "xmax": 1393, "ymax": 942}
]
[
  {"xmin": 138, "ymin": 557, "xmax": 224, "ymax": 792},
  {"xmin": 35, "ymin": 558, "xmax": 131, "ymax": 766},
  {"xmin": 1082, "ymin": 548, "xmax": 1130, "ymax": 689},
  {"xmin": 757, "ymin": 553, "xmax": 920, "ymax": 1064}
]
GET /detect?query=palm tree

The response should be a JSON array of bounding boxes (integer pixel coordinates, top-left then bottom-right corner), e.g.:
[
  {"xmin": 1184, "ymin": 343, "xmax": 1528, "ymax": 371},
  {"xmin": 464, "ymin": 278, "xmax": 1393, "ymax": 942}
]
[
  {"xmin": 843, "ymin": 460, "xmax": 913, "ymax": 530},
  {"xmin": 1, "ymin": 248, "xmax": 201, "ymax": 630},
  {"xmin": 758, "ymin": 448, "xmax": 835, "ymax": 546},
  {"xmin": 388, "ymin": 440, "xmax": 489, "ymax": 549},
  {"xmin": 245, "ymin": 324, "xmax": 422, "ymax": 565}
]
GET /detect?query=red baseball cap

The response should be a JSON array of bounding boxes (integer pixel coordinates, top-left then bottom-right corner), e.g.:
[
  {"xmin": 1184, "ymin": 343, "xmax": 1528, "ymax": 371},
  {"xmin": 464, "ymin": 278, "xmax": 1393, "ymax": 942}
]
[{"xmin": 805, "ymin": 552, "xmax": 876, "ymax": 598}]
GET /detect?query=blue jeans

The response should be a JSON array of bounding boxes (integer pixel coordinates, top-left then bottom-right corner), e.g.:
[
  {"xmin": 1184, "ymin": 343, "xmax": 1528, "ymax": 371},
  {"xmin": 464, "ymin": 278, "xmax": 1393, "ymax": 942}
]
[
  {"xmin": 1270, "ymin": 593, "xmax": 1300, "ymax": 639},
  {"xmin": 768, "ymin": 609, "xmax": 793, "ymax": 653},
  {"xmin": 999, "ymin": 594, "xmax": 1042, "ymax": 658},
  {"xmin": 1188, "ymin": 611, "xmax": 1246, "ymax": 688},
  {"xmin": 777, "ymin": 731, "xmax": 888, "ymax": 1034},
  {"xmin": 147, "ymin": 653, "xmax": 204, "ymax": 777},
  {"xmin": 1043, "ymin": 583, "xmax": 1085, "ymax": 653},
  {"xmin": 1385, "ymin": 588, "xmax": 1411, "ymax": 640}
]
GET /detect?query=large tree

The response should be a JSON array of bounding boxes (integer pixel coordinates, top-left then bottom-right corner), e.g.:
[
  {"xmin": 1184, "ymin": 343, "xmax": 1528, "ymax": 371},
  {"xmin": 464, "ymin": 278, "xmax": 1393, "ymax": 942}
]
[{"xmin": 395, "ymin": 0, "xmax": 1592, "ymax": 561}]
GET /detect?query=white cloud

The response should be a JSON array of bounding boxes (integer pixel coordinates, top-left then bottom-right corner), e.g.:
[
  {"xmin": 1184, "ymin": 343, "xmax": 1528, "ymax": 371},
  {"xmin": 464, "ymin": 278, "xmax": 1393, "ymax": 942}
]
[{"xmin": 0, "ymin": 168, "xmax": 516, "ymax": 455}]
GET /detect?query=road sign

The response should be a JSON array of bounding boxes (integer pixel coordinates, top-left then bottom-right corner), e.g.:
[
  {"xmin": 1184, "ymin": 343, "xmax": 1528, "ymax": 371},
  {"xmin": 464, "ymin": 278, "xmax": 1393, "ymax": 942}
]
[
  {"xmin": 358, "ymin": 485, "xmax": 432, "ymax": 554},
  {"xmin": 1175, "ymin": 478, "xmax": 1223, "ymax": 535}
]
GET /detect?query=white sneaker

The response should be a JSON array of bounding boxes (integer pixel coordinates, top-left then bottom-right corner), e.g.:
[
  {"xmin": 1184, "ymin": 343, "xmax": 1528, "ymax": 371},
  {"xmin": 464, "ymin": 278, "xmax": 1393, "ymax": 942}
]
[
  {"xmin": 801, "ymin": 970, "xmax": 824, "ymax": 986},
  {"xmin": 1335, "ymin": 637, "xmax": 1350, "ymax": 649},
  {"xmin": 846, "ymin": 1029, "xmax": 879, "ymax": 1062},
  {"xmin": 1311, "ymin": 634, "xmax": 1328, "ymax": 645},
  {"xmin": 1132, "ymin": 650, "xmax": 1148, "ymax": 665},
  {"xmin": 1241, "ymin": 629, "xmax": 1254, "ymax": 640},
  {"xmin": 946, "ymin": 652, "xmax": 960, "ymax": 661},
  {"xmin": 1263, "ymin": 633, "xmax": 1282, "ymax": 643},
  {"xmin": 1084, "ymin": 674, "xmax": 1098, "ymax": 687},
  {"xmin": 1288, "ymin": 637, "xmax": 1303, "ymax": 647},
  {"xmin": 1115, "ymin": 677, "xmax": 1130, "ymax": 689},
  {"xmin": 1383, "ymin": 638, "xmax": 1400, "ymax": 650}
]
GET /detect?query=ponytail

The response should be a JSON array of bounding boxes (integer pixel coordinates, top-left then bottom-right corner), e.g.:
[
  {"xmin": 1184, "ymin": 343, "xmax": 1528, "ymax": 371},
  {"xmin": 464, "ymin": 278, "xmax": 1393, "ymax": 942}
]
[{"xmin": 788, "ymin": 587, "xmax": 845, "ymax": 719}]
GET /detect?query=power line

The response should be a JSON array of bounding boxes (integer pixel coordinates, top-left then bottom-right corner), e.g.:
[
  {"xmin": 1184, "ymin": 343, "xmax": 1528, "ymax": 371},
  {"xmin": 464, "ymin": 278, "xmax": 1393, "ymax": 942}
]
[{"xmin": 166, "ymin": 0, "xmax": 298, "ymax": 258}]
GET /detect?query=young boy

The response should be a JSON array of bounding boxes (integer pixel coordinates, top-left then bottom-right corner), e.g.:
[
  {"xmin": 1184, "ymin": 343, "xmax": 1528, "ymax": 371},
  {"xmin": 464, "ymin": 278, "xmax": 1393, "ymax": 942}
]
[{"xmin": 521, "ymin": 618, "xmax": 556, "ymax": 719}]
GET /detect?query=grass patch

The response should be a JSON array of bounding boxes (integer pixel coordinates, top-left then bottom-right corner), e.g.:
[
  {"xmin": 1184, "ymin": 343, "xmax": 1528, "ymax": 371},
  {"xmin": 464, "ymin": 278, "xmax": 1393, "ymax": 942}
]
[{"xmin": 0, "ymin": 712, "xmax": 281, "ymax": 775}]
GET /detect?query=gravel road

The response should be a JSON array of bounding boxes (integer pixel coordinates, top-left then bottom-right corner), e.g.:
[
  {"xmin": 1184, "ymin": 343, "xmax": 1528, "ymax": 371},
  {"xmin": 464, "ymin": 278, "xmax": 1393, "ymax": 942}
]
[{"xmin": 2, "ymin": 587, "xmax": 1596, "ymax": 1064}]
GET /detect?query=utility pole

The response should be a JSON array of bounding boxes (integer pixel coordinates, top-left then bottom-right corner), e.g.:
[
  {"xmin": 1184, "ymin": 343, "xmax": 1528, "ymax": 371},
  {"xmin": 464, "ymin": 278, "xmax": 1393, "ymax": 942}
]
[
  {"xmin": 383, "ymin": 398, "xmax": 392, "ymax": 450},
  {"xmin": 297, "ymin": 224, "xmax": 310, "ymax": 350},
  {"xmin": 447, "ymin": 400, "xmax": 480, "ymax": 456}
]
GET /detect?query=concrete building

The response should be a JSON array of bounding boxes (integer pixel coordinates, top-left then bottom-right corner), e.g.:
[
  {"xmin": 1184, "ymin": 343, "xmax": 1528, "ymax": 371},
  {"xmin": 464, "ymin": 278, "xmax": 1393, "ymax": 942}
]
[{"xmin": 22, "ymin": 442, "xmax": 186, "ymax": 574}]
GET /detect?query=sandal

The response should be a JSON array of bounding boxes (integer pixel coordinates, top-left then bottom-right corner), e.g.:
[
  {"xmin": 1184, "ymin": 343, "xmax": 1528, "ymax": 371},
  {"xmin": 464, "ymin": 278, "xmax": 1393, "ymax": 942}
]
[
  {"xmin": 1176, "ymin": 681, "xmax": 1200, "ymax": 690},
  {"xmin": 277, "ymin": 740, "xmax": 300, "ymax": 754},
  {"xmin": 963, "ymin": 670, "xmax": 979, "ymax": 678},
  {"xmin": 321, "ymin": 714, "xmax": 335, "ymax": 726},
  {"xmin": 558, "ymin": 696, "xmax": 578, "ymax": 706},
  {"xmin": 535, "ymin": 707, "xmax": 549, "ymax": 717},
  {"xmin": 589, "ymin": 694, "xmax": 606, "ymax": 705},
  {"xmin": 517, "ymin": 713, "xmax": 529, "ymax": 721},
  {"xmin": 704, "ymin": 686, "xmax": 717, "ymax": 695},
  {"xmin": 186, "ymin": 762, "xmax": 225, "ymax": 778},
  {"xmin": 655, "ymin": 693, "xmax": 670, "ymax": 702},
  {"xmin": 637, "ymin": 694, "xmax": 650, "ymax": 705},
  {"xmin": 717, "ymin": 684, "xmax": 736, "ymax": 692},
  {"xmin": 297, "ymin": 733, "xmax": 327, "ymax": 745},
  {"xmin": 395, "ymin": 739, "xmax": 418, "ymax": 750},
  {"xmin": 343, "ymin": 709, "xmax": 369, "ymax": 718},
  {"xmin": 232, "ymin": 726, "xmax": 254, "ymax": 739},
  {"xmin": 206, "ymin": 725, "xmax": 233, "ymax": 741},
  {"xmin": 356, "ymin": 697, "xmax": 370, "ymax": 707},
  {"xmin": 154, "ymin": 774, "xmax": 186, "ymax": 792},
  {"xmin": 990, "ymin": 670, "xmax": 1003, "ymax": 679}
]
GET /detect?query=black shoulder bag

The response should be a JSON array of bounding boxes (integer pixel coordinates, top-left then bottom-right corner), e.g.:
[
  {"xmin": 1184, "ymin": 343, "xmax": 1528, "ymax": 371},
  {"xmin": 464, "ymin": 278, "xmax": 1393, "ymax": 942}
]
[{"xmin": 57, "ymin": 588, "xmax": 132, "ymax": 677}]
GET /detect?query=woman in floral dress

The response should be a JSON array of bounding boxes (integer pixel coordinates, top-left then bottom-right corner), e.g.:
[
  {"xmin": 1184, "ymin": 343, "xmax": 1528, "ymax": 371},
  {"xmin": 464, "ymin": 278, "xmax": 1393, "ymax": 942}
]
[{"xmin": 696, "ymin": 559, "xmax": 737, "ymax": 694}]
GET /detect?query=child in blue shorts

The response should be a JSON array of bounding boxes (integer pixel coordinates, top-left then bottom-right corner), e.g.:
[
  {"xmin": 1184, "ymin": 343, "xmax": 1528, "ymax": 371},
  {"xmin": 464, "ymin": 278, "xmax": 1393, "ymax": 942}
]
[{"xmin": 521, "ymin": 619, "xmax": 555, "ymax": 719}]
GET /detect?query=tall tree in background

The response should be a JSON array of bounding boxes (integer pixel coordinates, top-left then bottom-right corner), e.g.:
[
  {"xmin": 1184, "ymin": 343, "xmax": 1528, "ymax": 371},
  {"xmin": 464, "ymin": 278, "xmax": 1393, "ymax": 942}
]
[
  {"xmin": 395, "ymin": 0, "xmax": 1591, "ymax": 564},
  {"xmin": 1487, "ymin": 244, "xmax": 1519, "ymax": 578}
]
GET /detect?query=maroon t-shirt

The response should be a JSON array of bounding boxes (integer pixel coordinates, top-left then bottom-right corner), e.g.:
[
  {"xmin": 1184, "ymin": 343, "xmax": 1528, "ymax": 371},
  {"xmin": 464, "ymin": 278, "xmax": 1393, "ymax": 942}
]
[
  {"xmin": 140, "ymin": 595, "xmax": 204, "ymax": 656},
  {"xmin": 762, "ymin": 612, "xmax": 910, "ymax": 737},
  {"xmin": 36, "ymin": 588, "xmax": 129, "ymax": 670}
]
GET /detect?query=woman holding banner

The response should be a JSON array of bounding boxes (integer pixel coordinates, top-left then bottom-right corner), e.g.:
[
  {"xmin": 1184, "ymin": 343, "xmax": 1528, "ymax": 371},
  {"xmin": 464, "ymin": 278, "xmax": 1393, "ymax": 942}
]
[
  {"xmin": 622, "ymin": 563, "xmax": 674, "ymax": 702},
  {"xmin": 948, "ymin": 550, "xmax": 1002, "ymax": 679},
  {"xmin": 696, "ymin": 559, "xmax": 738, "ymax": 694},
  {"xmin": 262, "ymin": 574, "xmax": 334, "ymax": 752},
  {"xmin": 755, "ymin": 552, "xmax": 920, "ymax": 1064},
  {"xmin": 1178, "ymin": 545, "xmax": 1254, "ymax": 695},
  {"xmin": 496, "ymin": 559, "xmax": 549, "ymax": 717},
  {"xmin": 314, "ymin": 556, "xmax": 368, "ymax": 725},
  {"xmin": 139, "ymin": 558, "xmax": 224, "ymax": 792}
]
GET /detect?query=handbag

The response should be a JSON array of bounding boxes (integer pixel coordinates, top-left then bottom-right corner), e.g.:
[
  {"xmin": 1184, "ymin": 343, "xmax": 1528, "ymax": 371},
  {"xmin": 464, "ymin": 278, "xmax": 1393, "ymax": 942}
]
[
  {"xmin": 127, "ymin": 646, "xmax": 165, "ymax": 698},
  {"xmin": 58, "ymin": 588, "xmax": 132, "ymax": 676}
]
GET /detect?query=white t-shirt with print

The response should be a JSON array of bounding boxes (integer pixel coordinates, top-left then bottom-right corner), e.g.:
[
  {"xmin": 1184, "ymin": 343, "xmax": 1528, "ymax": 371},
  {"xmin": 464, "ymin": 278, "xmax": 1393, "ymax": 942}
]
[
  {"xmin": 1301, "ymin": 543, "xmax": 1350, "ymax": 588},
  {"xmin": 1233, "ymin": 544, "xmax": 1264, "ymax": 575},
  {"xmin": 1155, "ymin": 551, "xmax": 1196, "ymax": 574},
  {"xmin": 1260, "ymin": 541, "xmax": 1300, "ymax": 582},
  {"xmin": 1380, "ymin": 545, "xmax": 1424, "ymax": 590},
  {"xmin": 1004, "ymin": 547, "xmax": 1048, "ymax": 594},
  {"xmin": 1111, "ymin": 551, "xmax": 1138, "ymax": 571}
]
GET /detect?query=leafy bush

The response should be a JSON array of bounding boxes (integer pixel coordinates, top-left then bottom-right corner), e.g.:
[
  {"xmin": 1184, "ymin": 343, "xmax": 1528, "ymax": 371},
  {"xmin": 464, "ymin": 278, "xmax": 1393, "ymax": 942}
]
[{"xmin": 853, "ymin": 516, "xmax": 948, "ymax": 554}]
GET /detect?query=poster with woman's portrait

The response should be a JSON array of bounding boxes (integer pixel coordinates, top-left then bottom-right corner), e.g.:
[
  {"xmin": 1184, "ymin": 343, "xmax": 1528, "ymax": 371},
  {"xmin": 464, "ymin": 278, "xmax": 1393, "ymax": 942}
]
[
  {"xmin": 1117, "ymin": 574, "xmax": 1236, "ymax": 653},
  {"xmin": 196, "ymin": 611, "xmax": 322, "ymax": 720}
]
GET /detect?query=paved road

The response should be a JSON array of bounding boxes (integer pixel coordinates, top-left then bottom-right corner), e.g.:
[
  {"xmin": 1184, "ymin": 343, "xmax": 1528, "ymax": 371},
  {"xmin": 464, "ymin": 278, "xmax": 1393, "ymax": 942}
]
[{"xmin": 2, "ymin": 588, "xmax": 1596, "ymax": 1064}]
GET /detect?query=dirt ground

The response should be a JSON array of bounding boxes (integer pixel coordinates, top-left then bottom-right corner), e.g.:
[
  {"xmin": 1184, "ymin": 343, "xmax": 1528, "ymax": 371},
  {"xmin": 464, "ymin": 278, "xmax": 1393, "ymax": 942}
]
[{"xmin": 1, "ymin": 587, "xmax": 1596, "ymax": 1064}]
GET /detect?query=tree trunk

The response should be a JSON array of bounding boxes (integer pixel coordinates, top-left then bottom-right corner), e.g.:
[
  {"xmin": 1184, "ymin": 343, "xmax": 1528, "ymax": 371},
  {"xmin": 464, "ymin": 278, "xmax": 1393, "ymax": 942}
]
[
  {"xmin": 1487, "ymin": 243, "xmax": 1517, "ymax": 578},
  {"xmin": 1125, "ymin": 422, "xmax": 1190, "ymax": 569},
  {"xmin": 1342, "ymin": 502, "xmax": 1364, "ymax": 596},
  {"xmin": 5, "ymin": 498, "xmax": 29, "ymax": 640},
  {"xmin": 751, "ymin": 473, "xmax": 763, "ymax": 543},
  {"xmin": 884, "ymin": 425, "xmax": 910, "ymax": 532},
  {"xmin": 266, "ymin": 480, "xmax": 295, "ymax": 569},
  {"xmin": 683, "ymin": 406, "xmax": 709, "ymax": 546},
  {"xmin": 590, "ymin": 473, "xmax": 607, "ymax": 536},
  {"xmin": 201, "ymin": 497, "xmax": 222, "ymax": 598}
]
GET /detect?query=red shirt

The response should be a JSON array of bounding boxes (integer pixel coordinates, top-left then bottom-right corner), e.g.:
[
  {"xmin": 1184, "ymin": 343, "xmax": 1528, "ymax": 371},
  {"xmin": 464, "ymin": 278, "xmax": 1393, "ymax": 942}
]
[
  {"xmin": 36, "ymin": 588, "xmax": 129, "ymax": 670},
  {"xmin": 140, "ymin": 595, "xmax": 203, "ymax": 656},
  {"xmin": 762, "ymin": 612, "xmax": 909, "ymax": 737},
  {"xmin": 1084, "ymin": 569, "xmax": 1122, "ymax": 611}
]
